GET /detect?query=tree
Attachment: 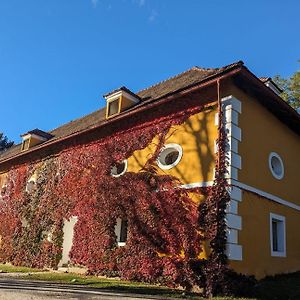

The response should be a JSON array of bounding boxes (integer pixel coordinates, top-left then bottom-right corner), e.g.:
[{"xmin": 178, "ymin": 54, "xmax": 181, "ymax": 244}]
[
  {"xmin": 0, "ymin": 133, "xmax": 14, "ymax": 152},
  {"xmin": 273, "ymin": 61, "xmax": 300, "ymax": 110}
]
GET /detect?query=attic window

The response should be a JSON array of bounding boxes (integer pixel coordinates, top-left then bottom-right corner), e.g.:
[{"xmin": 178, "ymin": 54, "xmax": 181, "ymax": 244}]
[
  {"xmin": 20, "ymin": 129, "xmax": 53, "ymax": 151},
  {"xmin": 21, "ymin": 138, "xmax": 30, "ymax": 151},
  {"xmin": 108, "ymin": 98, "xmax": 120, "ymax": 117},
  {"xmin": 104, "ymin": 87, "xmax": 140, "ymax": 119}
]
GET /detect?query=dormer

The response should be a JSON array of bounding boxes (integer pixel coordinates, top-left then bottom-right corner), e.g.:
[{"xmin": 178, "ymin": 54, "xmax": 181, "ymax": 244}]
[
  {"xmin": 104, "ymin": 86, "xmax": 141, "ymax": 119},
  {"xmin": 260, "ymin": 77, "xmax": 283, "ymax": 96},
  {"xmin": 21, "ymin": 129, "xmax": 54, "ymax": 151}
]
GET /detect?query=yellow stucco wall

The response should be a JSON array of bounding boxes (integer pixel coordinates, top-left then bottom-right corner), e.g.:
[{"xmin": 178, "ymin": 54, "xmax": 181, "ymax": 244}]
[
  {"xmin": 225, "ymin": 84, "xmax": 300, "ymax": 278},
  {"xmin": 230, "ymin": 191, "xmax": 300, "ymax": 279},
  {"xmin": 230, "ymin": 85, "xmax": 300, "ymax": 205},
  {"xmin": 126, "ymin": 104, "xmax": 219, "ymax": 260},
  {"xmin": 121, "ymin": 95, "xmax": 136, "ymax": 111},
  {"xmin": 127, "ymin": 105, "xmax": 218, "ymax": 184},
  {"xmin": 29, "ymin": 137, "xmax": 44, "ymax": 149}
]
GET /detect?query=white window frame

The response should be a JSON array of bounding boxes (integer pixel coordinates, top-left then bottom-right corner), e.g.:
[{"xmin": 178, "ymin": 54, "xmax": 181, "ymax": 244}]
[
  {"xmin": 156, "ymin": 143, "xmax": 183, "ymax": 170},
  {"xmin": 114, "ymin": 218, "xmax": 128, "ymax": 247},
  {"xmin": 21, "ymin": 138, "xmax": 30, "ymax": 151},
  {"xmin": 268, "ymin": 152, "xmax": 284, "ymax": 180},
  {"xmin": 107, "ymin": 96, "xmax": 121, "ymax": 117},
  {"xmin": 270, "ymin": 213, "xmax": 286, "ymax": 257},
  {"xmin": 110, "ymin": 160, "xmax": 128, "ymax": 178}
]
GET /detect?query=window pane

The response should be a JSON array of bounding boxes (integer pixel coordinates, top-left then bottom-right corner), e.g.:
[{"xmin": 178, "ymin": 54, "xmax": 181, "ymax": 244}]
[
  {"xmin": 272, "ymin": 220, "xmax": 278, "ymax": 252},
  {"xmin": 165, "ymin": 151, "xmax": 179, "ymax": 165},
  {"xmin": 22, "ymin": 139, "xmax": 30, "ymax": 150},
  {"xmin": 120, "ymin": 220, "xmax": 128, "ymax": 243},
  {"xmin": 108, "ymin": 99, "xmax": 120, "ymax": 116}
]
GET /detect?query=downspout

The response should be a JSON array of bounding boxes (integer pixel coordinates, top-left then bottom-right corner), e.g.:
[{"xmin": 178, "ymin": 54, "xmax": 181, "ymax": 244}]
[{"xmin": 217, "ymin": 78, "xmax": 222, "ymax": 173}]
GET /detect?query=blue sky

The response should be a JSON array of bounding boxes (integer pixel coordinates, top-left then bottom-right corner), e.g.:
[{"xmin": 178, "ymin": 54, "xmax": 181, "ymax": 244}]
[{"xmin": 1, "ymin": 0, "xmax": 299, "ymax": 143}]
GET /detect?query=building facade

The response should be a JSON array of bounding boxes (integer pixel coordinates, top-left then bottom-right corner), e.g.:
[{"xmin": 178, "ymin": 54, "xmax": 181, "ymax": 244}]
[{"xmin": 0, "ymin": 61, "xmax": 299, "ymax": 284}]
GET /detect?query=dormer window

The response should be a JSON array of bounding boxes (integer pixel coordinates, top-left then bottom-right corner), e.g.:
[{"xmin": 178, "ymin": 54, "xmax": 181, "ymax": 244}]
[
  {"xmin": 104, "ymin": 86, "xmax": 141, "ymax": 119},
  {"xmin": 107, "ymin": 98, "xmax": 121, "ymax": 117},
  {"xmin": 20, "ymin": 129, "xmax": 54, "ymax": 151},
  {"xmin": 21, "ymin": 138, "xmax": 30, "ymax": 151}
]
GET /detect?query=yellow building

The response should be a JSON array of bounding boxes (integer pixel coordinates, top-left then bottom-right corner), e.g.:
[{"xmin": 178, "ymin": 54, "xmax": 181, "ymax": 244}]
[{"xmin": 0, "ymin": 61, "xmax": 299, "ymax": 280}]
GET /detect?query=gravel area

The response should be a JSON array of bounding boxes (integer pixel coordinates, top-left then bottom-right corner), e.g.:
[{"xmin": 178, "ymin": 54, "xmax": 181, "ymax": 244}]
[
  {"xmin": 0, "ymin": 278, "xmax": 168, "ymax": 300},
  {"xmin": 0, "ymin": 290, "xmax": 158, "ymax": 300}
]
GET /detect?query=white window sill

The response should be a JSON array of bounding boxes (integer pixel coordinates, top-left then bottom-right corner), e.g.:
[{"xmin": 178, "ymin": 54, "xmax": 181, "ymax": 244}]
[{"xmin": 271, "ymin": 251, "xmax": 286, "ymax": 257}]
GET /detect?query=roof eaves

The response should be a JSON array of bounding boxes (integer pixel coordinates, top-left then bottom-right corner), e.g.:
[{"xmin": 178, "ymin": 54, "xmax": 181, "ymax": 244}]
[{"xmin": 0, "ymin": 62, "xmax": 245, "ymax": 167}]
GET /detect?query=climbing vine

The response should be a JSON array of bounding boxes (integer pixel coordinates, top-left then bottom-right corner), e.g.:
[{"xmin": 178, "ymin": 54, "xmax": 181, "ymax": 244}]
[{"xmin": 0, "ymin": 98, "xmax": 255, "ymax": 297}]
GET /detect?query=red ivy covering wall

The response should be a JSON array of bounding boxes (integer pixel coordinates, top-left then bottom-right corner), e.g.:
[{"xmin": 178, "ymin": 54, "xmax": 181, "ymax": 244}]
[{"xmin": 0, "ymin": 100, "xmax": 255, "ymax": 297}]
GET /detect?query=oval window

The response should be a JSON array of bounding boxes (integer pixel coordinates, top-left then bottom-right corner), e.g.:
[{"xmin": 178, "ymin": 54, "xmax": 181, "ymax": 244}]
[
  {"xmin": 157, "ymin": 144, "xmax": 183, "ymax": 170},
  {"xmin": 111, "ymin": 160, "xmax": 127, "ymax": 177},
  {"xmin": 269, "ymin": 152, "xmax": 284, "ymax": 180}
]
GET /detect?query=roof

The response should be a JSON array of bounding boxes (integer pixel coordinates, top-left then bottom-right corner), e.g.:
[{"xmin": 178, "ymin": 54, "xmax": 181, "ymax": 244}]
[
  {"xmin": 259, "ymin": 77, "xmax": 271, "ymax": 83},
  {"xmin": 103, "ymin": 86, "xmax": 142, "ymax": 101},
  {"xmin": 0, "ymin": 108, "xmax": 108, "ymax": 161},
  {"xmin": 259, "ymin": 77, "xmax": 283, "ymax": 93},
  {"xmin": 0, "ymin": 61, "xmax": 299, "ymax": 165},
  {"xmin": 21, "ymin": 129, "xmax": 54, "ymax": 139},
  {"xmin": 137, "ymin": 62, "xmax": 243, "ymax": 101}
]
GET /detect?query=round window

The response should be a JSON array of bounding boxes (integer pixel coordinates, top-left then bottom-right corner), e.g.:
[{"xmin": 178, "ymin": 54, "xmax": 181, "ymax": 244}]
[
  {"xmin": 111, "ymin": 160, "xmax": 127, "ymax": 177},
  {"xmin": 269, "ymin": 152, "xmax": 284, "ymax": 180},
  {"xmin": 157, "ymin": 144, "xmax": 183, "ymax": 170}
]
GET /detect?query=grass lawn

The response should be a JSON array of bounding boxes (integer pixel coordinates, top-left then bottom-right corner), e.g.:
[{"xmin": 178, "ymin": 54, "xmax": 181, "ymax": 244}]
[
  {"xmin": 0, "ymin": 263, "xmax": 299, "ymax": 299},
  {"xmin": 0, "ymin": 263, "xmax": 43, "ymax": 273}
]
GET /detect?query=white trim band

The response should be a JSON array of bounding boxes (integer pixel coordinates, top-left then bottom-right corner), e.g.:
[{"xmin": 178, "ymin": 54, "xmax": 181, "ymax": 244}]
[
  {"xmin": 181, "ymin": 181, "xmax": 214, "ymax": 189},
  {"xmin": 181, "ymin": 180, "xmax": 300, "ymax": 212},
  {"xmin": 231, "ymin": 180, "xmax": 300, "ymax": 212}
]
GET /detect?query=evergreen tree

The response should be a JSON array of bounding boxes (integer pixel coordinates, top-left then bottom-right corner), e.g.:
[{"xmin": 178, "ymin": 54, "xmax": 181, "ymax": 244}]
[{"xmin": 0, "ymin": 133, "xmax": 14, "ymax": 152}]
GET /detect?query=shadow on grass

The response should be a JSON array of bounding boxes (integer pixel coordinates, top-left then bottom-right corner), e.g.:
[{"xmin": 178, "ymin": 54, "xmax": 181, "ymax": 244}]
[{"xmin": 253, "ymin": 271, "xmax": 300, "ymax": 300}]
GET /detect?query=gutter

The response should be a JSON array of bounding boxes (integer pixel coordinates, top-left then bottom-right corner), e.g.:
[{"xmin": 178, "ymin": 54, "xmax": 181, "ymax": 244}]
[
  {"xmin": 0, "ymin": 65, "xmax": 243, "ymax": 169},
  {"xmin": 236, "ymin": 67, "xmax": 300, "ymax": 132}
]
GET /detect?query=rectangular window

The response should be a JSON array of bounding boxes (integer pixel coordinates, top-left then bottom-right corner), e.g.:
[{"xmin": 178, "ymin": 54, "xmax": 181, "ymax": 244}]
[
  {"xmin": 21, "ymin": 138, "xmax": 30, "ymax": 151},
  {"xmin": 115, "ymin": 218, "xmax": 128, "ymax": 246},
  {"xmin": 270, "ymin": 213, "xmax": 286, "ymax": 257},
  {"xmin": 107, "ymin": 98, "xmax": 120, "ymax": 117},
  {"xmin": 119, "ymin": 220, "xmax": 128, "ymax": 243}
]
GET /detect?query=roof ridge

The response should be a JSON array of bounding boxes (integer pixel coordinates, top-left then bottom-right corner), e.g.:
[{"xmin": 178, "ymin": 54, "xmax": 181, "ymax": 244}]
[
  {"xmin": 137, "ymin": 66, "xmax": 208, "ymax": 95},
  {"xmin": 136, "ymin": 61, "xmax": 244, "ymax": 96}
]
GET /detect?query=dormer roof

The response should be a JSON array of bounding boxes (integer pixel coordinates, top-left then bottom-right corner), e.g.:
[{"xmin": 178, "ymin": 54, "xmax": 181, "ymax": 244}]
[
  {"xmin": 20, "ymin": 128, "xmax": 54, "ymax": 151},
  {"xmin": 104, "ymin": 86, "xmax": 142, "ymax": 101},
  {"xmin": 21, "ymin": 129, "xmax": 54, "ymax": 140}
]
